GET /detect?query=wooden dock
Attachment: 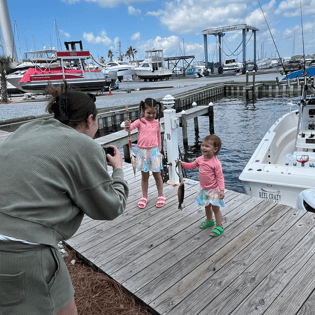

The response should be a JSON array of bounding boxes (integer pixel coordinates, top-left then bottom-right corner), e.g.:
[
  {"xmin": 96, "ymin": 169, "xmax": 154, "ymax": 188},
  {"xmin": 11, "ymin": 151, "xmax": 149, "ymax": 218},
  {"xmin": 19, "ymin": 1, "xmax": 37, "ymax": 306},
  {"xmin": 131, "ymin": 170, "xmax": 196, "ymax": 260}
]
[{"xmin": 65, "ymin": 162, "xmax": 315, "ymax": 315}]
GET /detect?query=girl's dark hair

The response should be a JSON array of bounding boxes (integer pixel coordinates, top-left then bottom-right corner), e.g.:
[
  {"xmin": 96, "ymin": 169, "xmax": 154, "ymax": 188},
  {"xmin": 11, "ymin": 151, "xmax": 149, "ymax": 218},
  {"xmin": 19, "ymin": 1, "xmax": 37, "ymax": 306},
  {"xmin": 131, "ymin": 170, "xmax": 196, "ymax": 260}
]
[
  {"xmin": 46, "ymin": 82, "xmax": 97, "ymax": 128},
  {"xmin": 139, "ymin": 98, "xmax": 162, "ymax": 122},
  {"xmin": 204, "ymin": 134, "xmax": 222, "ymax": 155}
]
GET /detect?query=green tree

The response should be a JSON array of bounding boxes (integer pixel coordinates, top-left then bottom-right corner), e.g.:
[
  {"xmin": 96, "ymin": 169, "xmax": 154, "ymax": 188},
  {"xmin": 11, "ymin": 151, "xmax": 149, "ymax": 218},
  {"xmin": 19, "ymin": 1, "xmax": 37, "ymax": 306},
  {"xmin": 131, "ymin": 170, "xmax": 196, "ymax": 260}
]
[
  {"xmin": 107, "ymin": 50, "xmax": 114, "ymax": 62},
  {"xmin": 99, "ymin": 56, "xmax": 105, "ymax": 64},
  {"xmin": 118, "ymin": 53, "xmax": 124, "ymax": 61},
  {"xmin": 125, "ymin": 46, "xmax": 137, "ymax": 61},
  {"xmin": 0, "ymin": 56, "xmax": 12, "ymax": 104}
]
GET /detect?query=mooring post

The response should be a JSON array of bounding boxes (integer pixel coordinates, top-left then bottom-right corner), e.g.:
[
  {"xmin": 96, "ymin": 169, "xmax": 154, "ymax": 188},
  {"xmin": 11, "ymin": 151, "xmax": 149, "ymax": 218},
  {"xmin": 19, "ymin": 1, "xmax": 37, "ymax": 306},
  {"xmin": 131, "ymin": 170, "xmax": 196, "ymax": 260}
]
[
  {"xmin": 162, "ymin": 94, "xmax": 179, "ymax": 185},
  {"xmin": 192, "ymin": 102, "xmax": 199, "ymax": 135},
  {"xmin": 208, "ymin": 102, "xmax": 214, "ymax": 134},
  {"xmin": 246, "ymin": 71, "xmax": 249, "ymax": 86},
  {"xmin": 181, "ymin": 110, "xmax": 188, "ymax": 148}
]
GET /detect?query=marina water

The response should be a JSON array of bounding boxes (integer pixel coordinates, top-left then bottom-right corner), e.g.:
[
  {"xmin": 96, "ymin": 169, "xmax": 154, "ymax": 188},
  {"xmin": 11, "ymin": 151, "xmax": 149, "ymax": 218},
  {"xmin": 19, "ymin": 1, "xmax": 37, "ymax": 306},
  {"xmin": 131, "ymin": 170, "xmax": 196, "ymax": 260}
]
[
  {"xmin": 0, "ymin": 95, "xmax": 299, "ymax": 194},
  {"xmin": 177, "ymin": 96, "xmax": 300, "ymax": 193}
]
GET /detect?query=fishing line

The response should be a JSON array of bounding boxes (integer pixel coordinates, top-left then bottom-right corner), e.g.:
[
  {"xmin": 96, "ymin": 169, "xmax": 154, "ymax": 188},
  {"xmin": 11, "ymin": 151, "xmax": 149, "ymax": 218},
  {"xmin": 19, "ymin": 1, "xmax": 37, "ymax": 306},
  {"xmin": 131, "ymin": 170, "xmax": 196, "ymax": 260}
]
[
  {"xmin": 257, "ymin": 0, "xmax": 288, "ymax": 79},
  {"xmin": 299, "ymin": 0, "xmax": 306, "ymax": 79}
]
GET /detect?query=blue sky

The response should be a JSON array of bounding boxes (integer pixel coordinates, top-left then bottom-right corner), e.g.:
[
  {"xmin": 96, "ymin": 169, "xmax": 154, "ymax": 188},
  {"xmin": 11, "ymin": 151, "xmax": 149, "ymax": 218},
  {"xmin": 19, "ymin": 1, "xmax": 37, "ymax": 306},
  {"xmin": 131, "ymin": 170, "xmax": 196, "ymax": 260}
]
[{"xmin": 1, "ymin": 0, "xmax": 315, "ymax": 63}]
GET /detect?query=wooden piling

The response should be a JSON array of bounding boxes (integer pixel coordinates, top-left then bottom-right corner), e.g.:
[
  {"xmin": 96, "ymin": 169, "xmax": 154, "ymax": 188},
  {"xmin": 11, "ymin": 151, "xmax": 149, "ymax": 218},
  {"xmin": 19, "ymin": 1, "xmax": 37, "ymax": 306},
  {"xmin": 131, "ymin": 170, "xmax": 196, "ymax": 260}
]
[
  {"xmin": 208, "ymin": 105, "xmax": 214, "ymax": 134},
  {"xmin": 181, "ymin": 111, "xmax": 188, "ymax": 148}
]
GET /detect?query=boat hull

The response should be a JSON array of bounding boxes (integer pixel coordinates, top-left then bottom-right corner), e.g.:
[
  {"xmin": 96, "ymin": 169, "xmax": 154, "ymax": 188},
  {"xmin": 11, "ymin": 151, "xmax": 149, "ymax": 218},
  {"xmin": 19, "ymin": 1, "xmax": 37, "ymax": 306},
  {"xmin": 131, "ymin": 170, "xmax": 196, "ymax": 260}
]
[
  {"xmin": 239, "ymin": 108, "xmax": 315, "ymax": 208},
  {"xmin": 19, "ymin": 78, "xmax": 111, "ymax": 93},
  {"xmin": 134, "ymin": 69, "xmax": 172, "ymax": 80}
]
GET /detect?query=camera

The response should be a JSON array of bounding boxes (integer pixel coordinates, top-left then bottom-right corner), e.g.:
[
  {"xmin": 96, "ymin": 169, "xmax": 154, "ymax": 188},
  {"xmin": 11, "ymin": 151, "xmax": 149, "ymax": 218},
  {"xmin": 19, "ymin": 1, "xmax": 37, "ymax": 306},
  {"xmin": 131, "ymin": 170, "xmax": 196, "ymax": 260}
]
[{"xmin": 103, "ymin": 147, "xmax": 115, "ymax": 162}]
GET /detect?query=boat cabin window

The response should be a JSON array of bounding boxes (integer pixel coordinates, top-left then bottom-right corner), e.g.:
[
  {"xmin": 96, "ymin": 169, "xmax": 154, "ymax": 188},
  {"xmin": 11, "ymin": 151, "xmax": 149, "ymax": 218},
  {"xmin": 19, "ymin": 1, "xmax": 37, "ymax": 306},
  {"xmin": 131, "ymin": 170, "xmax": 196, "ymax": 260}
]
[{"xmin": 141, "ymin": 63, "xmax": 150, "ymax": 67}]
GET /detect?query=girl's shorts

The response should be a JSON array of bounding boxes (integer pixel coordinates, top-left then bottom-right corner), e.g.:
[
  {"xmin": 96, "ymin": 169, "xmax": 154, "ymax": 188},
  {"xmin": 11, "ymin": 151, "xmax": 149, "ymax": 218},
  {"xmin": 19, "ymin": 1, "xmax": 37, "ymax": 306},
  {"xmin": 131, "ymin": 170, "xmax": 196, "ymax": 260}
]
[
  {"xmin": 136, "ymin": 146, "xmax": 163, "ymax": 172},
  {"xmin": 0, "ymin": 241, "xmax": 74, "ymax": 315},
  {"xmin": 195, "ymin": 187, "xmax": 225, "ymax": 208}
]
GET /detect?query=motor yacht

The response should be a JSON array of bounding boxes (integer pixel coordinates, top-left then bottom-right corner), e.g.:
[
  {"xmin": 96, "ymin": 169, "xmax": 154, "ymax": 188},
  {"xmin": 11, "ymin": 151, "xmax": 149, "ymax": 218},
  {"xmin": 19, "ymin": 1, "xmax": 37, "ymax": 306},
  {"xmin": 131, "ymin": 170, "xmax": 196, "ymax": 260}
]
[{"xmin": 133, "ymin": 50, "xmax": 172, "ymax": 81}]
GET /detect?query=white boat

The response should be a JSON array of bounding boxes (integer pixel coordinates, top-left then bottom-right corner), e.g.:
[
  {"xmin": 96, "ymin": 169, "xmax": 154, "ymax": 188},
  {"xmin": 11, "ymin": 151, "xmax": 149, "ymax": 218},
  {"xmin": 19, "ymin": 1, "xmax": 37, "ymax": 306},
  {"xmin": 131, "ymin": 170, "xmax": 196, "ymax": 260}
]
[
  {"xmin": 239, "ymin": 81, "xmax": 315, "ymax": 209},
  {"xmin": 193, "ymin": 61, "xmax": 206, "ymax": 77},
  {"xmin": 133, "ymin": 49, "xmax": 172, "ymax": 81},
  {"xmin": 102, "ymin": 60, "xmax": 135, "ymax": 81},
  {"xmin": 223, "ymin": 59, "xmax": 243, "ymax": 72}
]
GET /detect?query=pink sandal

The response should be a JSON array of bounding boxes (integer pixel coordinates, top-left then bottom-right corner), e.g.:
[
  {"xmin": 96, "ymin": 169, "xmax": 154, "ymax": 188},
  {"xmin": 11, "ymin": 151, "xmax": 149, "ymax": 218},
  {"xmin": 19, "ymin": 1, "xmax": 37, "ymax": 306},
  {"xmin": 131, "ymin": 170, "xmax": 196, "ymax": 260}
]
[
  {"xmin": 156, "ymin": 196, "xmax": 166, "ymax": 208},
  {"xmin": 138, "ymin": 197, "xmax": 149, "ymax": 209}
]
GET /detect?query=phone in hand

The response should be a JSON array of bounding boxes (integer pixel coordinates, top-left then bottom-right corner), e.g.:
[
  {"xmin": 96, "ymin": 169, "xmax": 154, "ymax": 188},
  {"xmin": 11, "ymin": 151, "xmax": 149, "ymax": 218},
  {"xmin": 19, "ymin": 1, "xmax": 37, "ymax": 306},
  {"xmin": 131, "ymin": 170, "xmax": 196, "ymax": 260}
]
[{"xmin": 103, "ymin": 147, "xmax": 115, "ymax": 162}]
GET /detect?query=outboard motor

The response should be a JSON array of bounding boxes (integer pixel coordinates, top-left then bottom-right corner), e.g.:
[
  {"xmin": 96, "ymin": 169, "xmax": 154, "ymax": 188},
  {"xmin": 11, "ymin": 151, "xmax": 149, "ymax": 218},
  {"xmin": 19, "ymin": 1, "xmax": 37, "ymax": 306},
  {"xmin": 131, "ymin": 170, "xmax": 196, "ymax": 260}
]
[{"xmin": 296, "ymin": 189, "xmax": 315, "ymax": 212}]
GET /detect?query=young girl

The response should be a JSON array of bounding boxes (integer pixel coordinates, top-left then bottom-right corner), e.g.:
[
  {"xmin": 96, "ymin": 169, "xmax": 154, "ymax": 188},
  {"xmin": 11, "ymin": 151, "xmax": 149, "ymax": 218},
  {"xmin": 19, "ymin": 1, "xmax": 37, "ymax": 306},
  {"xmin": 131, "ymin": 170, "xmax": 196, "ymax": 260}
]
[
  {"xmin": 125, "ymin": 98, "xmax": 165, "ymax": 209},
  {"xmin": 180, "ymin": 134, "xmax": 225, "ymax": 237}
]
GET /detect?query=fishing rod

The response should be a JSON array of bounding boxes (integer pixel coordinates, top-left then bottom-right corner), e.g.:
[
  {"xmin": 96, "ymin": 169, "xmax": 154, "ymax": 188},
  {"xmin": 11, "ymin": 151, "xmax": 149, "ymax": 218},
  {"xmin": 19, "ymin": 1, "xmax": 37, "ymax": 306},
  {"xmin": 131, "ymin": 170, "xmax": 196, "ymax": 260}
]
[
  {"xmin": 257, "ymin": 0, "xmax": 289, "ymax": 80},
  {"xmin": 299, "ymin": 0, "xmax": 308, "ymax": 88}
]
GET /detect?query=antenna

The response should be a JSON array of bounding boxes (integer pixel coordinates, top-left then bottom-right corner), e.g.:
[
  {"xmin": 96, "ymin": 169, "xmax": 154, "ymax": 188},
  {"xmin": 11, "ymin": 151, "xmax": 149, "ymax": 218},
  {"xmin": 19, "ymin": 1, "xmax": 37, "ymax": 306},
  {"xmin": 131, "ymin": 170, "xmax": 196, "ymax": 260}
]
[
  {"xmin": 299, "ymin": 0, "xmax": 306, "ymax": 76},
  {"xmin": 292, "ymin": 31, "xmax": 295, "ymax": 57},
  {"xmin": 14, "ymin": 21, "xmax": 22, "ymax": 59},
  {"xmin": 54, "ymin": 19, "xmax": 61, "ymax": 50},
  {"xmin": 32, "ymin": 35, "xmax": 36, "ymax": 51},
  {"xmin": 257, "ymin": 0, "xmax": 287, "ymax": 79},
  {"xmin": 0, "ymin": 36, "xmax": 4, "ymax": 55},
  {"xmin": 24, "ymin": 32, "xmax": 29, "ymax": 51}
]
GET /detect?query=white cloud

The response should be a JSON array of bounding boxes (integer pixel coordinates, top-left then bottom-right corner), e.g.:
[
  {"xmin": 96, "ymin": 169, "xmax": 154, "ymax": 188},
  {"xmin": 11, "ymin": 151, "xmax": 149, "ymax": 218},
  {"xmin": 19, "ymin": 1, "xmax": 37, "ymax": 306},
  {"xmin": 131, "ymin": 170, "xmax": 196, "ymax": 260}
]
[
  {"xmin": 138, "ymin": 35, "xmax": 180, "ymax": 56},
  {"xmin": 131, "ymin": 32, "xmax": 141, "ymax": 40},
  {"xmin": 62, "ymin": 0, "xmax": 148, "ymax": 8},
  {"xmin": 128, "ymin": 5, "xmax": 141, "ymax": 15},
  {"xmin": 59, "ymin": 30, "xmax": 71, "ymax": 38},
  {"xmin": 83, "ymin": 30, "xmax": 112, "ymax": 46}
]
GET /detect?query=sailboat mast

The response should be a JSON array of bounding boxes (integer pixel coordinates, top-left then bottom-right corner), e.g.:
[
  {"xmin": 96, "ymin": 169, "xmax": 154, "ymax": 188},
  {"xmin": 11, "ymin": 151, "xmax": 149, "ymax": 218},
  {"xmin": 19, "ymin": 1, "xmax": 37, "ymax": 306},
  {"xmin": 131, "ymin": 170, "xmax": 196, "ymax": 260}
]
[{"xmin": 0, "ymin": 0, "xmax": 18, "ymax": 61}]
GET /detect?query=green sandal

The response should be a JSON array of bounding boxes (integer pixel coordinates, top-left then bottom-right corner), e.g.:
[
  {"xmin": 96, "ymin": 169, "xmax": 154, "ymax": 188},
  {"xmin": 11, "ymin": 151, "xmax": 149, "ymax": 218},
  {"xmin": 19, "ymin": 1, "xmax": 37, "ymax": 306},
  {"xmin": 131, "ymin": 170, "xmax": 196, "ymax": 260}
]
[
  {"xmin": 200, "ymin": 219, "xmax": 215, "ymax": 230},
  {"xmin": 210, "ymin": 226, "xmax": 224, "ymax": 237}
]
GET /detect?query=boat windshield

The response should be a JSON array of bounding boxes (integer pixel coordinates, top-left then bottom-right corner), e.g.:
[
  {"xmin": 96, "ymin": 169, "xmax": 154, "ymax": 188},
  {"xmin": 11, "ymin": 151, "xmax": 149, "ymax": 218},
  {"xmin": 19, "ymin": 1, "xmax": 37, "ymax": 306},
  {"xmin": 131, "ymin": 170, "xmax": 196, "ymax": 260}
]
[{"xmin": 141, "ymin": 63, "xmax": 150, "ymax": 67}]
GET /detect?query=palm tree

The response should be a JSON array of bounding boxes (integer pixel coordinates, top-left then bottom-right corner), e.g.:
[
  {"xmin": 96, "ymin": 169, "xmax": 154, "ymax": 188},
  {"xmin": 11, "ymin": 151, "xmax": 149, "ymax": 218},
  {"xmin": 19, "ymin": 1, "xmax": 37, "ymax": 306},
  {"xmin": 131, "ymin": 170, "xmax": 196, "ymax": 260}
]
[
  {"xmin": 133, "ymin": 48, "xmax": 137, "ymax": 60},
  {"xmin": 99, "ymin": 56, "xmax": 105, "ymax": 64},
  {"xmin": 0, "ymin": 56, "xmax": 12, "ymax": 104},
  {"xmin": 107, "ymin": 50, "xmax": 113, "ymax": 62},
  {"xmin": 126, "ymin": 46, "xmax": 137, "ymax": 61},
  {"xmin": 125, "ymin": 46, "xmax": 133, "ymax": 61},
  {"xmin": 118, "ymin": 53, "xmax": 124, "ymax": 61}
]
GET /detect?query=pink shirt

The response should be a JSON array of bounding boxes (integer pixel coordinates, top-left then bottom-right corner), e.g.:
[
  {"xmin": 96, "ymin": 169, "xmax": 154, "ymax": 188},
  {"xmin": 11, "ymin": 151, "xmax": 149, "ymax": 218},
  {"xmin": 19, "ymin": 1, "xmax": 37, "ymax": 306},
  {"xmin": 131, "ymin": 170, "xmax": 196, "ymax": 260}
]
[
  {"xmin": 130, "ymin": 118, "xmax": 161, "ymax": 150},
  {"xmin": 182, "ymin": 155, "xmax": 225, "ymax": 190}
]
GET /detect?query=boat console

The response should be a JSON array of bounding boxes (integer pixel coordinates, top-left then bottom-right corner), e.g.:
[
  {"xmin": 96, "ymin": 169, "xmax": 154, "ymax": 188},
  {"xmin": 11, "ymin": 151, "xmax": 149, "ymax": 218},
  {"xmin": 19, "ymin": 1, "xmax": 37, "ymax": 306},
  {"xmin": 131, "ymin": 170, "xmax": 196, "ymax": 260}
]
[{"xmin": 295, "ymin": 97, "xmax": 315, "ymax": 152}]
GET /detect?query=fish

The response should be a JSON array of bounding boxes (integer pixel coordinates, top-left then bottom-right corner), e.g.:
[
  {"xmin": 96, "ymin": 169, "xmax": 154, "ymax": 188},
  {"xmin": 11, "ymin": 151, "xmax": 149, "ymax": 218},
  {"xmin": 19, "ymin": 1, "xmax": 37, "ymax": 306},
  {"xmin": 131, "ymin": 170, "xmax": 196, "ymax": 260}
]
[
  {"xmin": 125, "ymin": 105, "xmax": 136, "ymax": 176},
  {"xmin": 178, "ymin": 160, "xmax": 185, "ymax": 209}
]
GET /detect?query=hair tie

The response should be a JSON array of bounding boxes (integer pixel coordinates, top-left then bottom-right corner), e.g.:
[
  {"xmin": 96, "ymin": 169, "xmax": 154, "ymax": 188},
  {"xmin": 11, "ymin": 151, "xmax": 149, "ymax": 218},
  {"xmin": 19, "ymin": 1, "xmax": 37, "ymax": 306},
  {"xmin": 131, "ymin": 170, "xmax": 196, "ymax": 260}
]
[{"xmin": 58, "ymin": 94, "xmax": 69, "ymax": 122}]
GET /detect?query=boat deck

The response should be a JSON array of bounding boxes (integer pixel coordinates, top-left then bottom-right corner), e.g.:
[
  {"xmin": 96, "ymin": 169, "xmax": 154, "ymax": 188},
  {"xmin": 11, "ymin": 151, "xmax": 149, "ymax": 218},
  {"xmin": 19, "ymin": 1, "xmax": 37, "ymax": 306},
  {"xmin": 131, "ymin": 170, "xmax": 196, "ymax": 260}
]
[{"xmin": 66, "ymin": 162, "xmax": 315, "ymax": 315}]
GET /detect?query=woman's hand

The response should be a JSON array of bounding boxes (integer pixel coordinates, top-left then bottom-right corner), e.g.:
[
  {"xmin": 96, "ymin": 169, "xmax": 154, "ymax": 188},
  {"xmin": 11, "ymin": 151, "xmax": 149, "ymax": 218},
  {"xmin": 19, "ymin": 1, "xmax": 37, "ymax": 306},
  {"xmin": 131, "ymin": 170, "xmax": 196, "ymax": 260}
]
[
  {"xmin": 106, "ymin": 146, "xmax": 123, "ymax": 169},
  {"xmin": 124, "ymin": 120, "xmax": 131, "ymax": 132}
]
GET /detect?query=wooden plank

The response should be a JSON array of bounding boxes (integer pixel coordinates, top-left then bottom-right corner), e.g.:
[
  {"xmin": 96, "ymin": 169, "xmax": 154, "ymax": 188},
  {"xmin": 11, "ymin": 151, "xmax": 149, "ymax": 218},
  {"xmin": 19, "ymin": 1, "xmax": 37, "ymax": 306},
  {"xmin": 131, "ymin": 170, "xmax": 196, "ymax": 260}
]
[
  {"xmin": 169, "ymin": 205, "xmax": 304, "ymax": 315},
  {"xmin": 297, "ymin": 289, "xmax": 315, "ymax": 315},
  {"xmin": 113, "ymin": 191, "xmax": 240, "ymax": 285},
  {"xmin": 134, "ymin": 196, "xmax": 264, "ymax": 307},
  {"xmin": 199, "ymin": 211, "xmax": 314, "ymax": 315},
  {"xmin": 150, "ymin": 201, "xmax": 288, "ymax": 314},
  {"xmin": 231, "ymin": 221, "xmax": 315, "ymax": 315}
]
